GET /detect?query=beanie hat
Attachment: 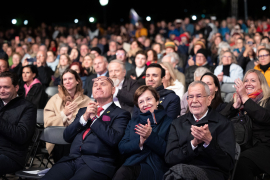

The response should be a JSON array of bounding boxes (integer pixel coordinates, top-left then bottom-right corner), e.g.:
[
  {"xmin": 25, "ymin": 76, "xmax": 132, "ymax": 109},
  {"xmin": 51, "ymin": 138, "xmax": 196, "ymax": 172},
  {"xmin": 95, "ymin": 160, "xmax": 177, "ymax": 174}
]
[
  {"xmin": 91, "ymin": 47, "xmax": 101, "ymax": 55},
  {"xmin": 196, "ymin": 49, "xmax": 208, "ymax": 59},
  {"xmin": 165, "ymin": 42, "xmax": 175, "ymax": 49}
]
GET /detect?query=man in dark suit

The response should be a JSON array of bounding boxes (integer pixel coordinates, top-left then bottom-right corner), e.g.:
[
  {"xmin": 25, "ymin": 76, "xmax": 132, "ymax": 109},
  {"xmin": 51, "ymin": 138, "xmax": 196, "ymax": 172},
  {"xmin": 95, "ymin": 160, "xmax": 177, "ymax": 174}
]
[
  {"xmin": 132, "ymin": 63, "xmax": 180, "ymax": 119},
  {"xmin": 84, "ymin": 55, "xmax": 109, "ymax": 98},
  {"xmin": 126, "ymin": 50, "xmax": 147, "ymax": 86},
  {"xmin": 0, "ymin": 72, "xmax": 36, "ymax": 176},
  {"xmin": 42, "ymin": 76, "xmax": 130, "ymax": 180},
  {"xmin": 165, "ymin": 81, "xmax": 235, "ymax": 180},
  {"xmin": 108, "ymin": 59, "xmax": 140, "ymax": 114}
]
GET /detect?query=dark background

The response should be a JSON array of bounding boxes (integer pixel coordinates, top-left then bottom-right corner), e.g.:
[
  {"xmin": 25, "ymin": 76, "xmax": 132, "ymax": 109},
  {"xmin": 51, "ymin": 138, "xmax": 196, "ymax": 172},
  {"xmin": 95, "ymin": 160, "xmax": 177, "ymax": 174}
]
[{"xmin": 1, "ymin": 0, "xmax": 269, "ymax": 27}]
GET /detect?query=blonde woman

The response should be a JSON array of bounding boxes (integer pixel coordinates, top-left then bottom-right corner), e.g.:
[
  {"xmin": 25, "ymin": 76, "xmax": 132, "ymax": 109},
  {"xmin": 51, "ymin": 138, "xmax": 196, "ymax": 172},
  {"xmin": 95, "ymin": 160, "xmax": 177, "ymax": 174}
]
[
  {"xmin": 214, "ymin": 50, "xmax": 243, "ymax": 83},
  {"xmin": 128, "ymin": 40, "xmax": 142, "ymax": 66},
  {"xmin": 44, "ymin": 69, "xmax": 90, "ymax": 162},
  {"xmin": 51, "ymin": 54, "xmax": 72, "ymax": 86},
  {"xmin": 221, "ymin": 69, "xmax": 270, "ymax": 180},
  {"xmin": 160, "ymin": 62, "xmax": 184, "ymax": 99},
  {"xmin": 82, "ymin": 53, "xmax": 95, "ymax": 76}
]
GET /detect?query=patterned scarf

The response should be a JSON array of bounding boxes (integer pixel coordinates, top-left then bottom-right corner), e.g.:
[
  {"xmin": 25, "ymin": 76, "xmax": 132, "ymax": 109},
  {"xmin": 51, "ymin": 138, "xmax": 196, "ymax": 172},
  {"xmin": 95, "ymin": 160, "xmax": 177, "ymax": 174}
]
[{"xmin": 236, "ymin": 89, "xmax": 263, "ymax": 109}]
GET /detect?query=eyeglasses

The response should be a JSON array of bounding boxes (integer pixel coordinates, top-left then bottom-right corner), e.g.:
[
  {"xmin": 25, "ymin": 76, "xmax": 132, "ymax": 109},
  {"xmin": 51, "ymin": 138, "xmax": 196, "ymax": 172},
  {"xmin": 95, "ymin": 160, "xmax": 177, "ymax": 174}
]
[
  {"xmin": 138, "ymin": 96, "xmax": 154, "ymax": 106},
  {"xmin": 92, "ymin": 76, "xmax": 114, "ymax": 87},
  {"xmin": 258, "ymin": 54, "xmax": 270, "ymax": 59},
  {"xmin": 116, "ymin": 53, "xmax": 125, "ymax": 56},
  {"xmin": 187, "ymin": 94, "xmax": 209, "ymax": 100}
]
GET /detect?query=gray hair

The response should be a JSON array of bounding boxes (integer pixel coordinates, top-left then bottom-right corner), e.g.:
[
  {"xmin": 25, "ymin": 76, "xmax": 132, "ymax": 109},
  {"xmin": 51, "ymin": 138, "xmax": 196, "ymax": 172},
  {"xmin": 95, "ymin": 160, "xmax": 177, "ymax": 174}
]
[
  {"xmin": 109, "ymin": 40, "xmax": 118, "ymax": 47},
  {"xmin": 218, "ymin": 41, "xmax": 231, "ymax": 55},
  {"xmin": 108, "ymin": 59, "xmax": 125, "ymax": 71},
  {"xmin": 258, "ymin": 43, "xmax": 270, "ymax": 49},
  {"xmin": 162, "ymin": 52, "xmax": 180, "ymax": 63},
  {"xmin": 188, "ymin": 81, "xmax": 210, "ymax": 96},
  {"xmin": 194, "ymin": 67, "xmax": 211, "ymax": 80},
  {"xmin": 59, "ymin": 43, "xmax": 69, "ymax": 50},
  {"xmin": 219, "ymin": 50, "xmax": 237, "ymax": 65}
]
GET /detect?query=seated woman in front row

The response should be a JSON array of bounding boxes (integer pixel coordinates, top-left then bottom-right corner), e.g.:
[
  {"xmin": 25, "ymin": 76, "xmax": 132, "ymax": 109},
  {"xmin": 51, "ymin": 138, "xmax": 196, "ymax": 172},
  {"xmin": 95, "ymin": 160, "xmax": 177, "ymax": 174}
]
[
  {"xmin": 221, "ymin": 69, "xmax": 270, "ymax": 180},
  {"xmin": 113, "ymin": 86, "xmax": 173, "ymax": 180}
]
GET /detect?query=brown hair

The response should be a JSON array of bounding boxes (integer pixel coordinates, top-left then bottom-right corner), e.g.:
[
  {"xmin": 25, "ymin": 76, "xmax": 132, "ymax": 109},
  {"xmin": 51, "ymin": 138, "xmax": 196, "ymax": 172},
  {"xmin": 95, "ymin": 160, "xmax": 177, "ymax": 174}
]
[
  {"xmin": 135, "ymin": 50, "xmax": 148, "ymax": 59},
  {"xmin": 58, "ymin": 69, "xmax": 83, "ymax": 106},
  {"xmin": 60, "ymin": 53, "xmax": 72, "ymax": 65},
  {"xmin": 134, "ymin": 85, "xmax": 160, "ymax": 107}
]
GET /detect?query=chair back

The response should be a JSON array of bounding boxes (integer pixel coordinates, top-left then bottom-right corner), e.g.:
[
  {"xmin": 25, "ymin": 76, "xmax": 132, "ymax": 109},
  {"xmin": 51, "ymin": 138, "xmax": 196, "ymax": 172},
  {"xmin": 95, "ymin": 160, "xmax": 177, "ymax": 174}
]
[
  {"xmin": 40, "ymin": 126, "xmax": 70, "ymax": 145},
  {"xmin": 221, "ymin": 83, "xmax": 236, "ymax": 93},
  {"xmin": 36, "ymin": 109, "xmax": 44, "ymax": 125},
  {"xmin": 45, "ymin": 87, "xmax": 58, "ymax": 97}
]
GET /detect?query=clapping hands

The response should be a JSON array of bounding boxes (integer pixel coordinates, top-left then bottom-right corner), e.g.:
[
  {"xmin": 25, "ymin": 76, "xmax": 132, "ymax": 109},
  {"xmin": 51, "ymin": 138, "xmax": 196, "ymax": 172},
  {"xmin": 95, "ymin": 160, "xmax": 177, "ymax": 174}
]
[{"xmin": 135, "ymin": 118, "xmax": 152, "ymax": 147}]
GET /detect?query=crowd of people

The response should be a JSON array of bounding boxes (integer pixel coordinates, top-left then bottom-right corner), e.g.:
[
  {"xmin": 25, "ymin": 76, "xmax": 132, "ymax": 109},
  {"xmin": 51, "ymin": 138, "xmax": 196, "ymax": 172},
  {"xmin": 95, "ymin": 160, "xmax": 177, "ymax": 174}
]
[{"xmin": 0, "ymin": 16, "xmax": 270, "ymax": 180}]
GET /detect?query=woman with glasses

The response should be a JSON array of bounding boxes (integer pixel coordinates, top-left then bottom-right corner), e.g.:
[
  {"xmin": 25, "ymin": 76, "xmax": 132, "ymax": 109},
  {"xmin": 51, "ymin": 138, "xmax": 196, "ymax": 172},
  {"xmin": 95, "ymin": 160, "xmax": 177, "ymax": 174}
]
[
  {"xmin": 113, "ymin": 86, "xmax": 173, "ymax": 180},
  {"xmin": 44, "ymin": 69, "xmax": 90, "ymax": 163},
  {"xmin": 214, "ymin": 50, "xmax": 243, "ymax": 83},
  {"xmin": 254, "ymin": 48, "xmax": 270, "ymax": 87}
]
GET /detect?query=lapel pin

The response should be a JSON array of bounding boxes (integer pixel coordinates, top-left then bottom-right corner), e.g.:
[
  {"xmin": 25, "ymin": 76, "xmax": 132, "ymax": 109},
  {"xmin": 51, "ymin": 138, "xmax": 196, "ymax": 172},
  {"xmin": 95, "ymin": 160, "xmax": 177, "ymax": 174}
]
[
  {"xmin": 160, "ymin": 101, "xmax": 162, "ymax": 103},
  {"xmin": 107, "ymin": 111, "xmax": 110, "ymax": 113}
]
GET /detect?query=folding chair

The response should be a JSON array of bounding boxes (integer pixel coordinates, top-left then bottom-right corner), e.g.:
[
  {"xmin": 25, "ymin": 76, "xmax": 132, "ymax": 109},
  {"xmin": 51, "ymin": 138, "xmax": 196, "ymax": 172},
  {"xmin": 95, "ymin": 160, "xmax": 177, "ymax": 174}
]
[
  {"xmin": 45, "ymin": 87, "xmax": 58, "ymax": 98},
  {"xmin": 15, "ymin": 126, "xmax": 70, "ymax": 179},
  {"xmin": 221, "ymin": 83, "xmax": 236, "ymax": 103},
  {"xmin": 230, "ymin": 143, "xmax": 241, "ymax": 180}
]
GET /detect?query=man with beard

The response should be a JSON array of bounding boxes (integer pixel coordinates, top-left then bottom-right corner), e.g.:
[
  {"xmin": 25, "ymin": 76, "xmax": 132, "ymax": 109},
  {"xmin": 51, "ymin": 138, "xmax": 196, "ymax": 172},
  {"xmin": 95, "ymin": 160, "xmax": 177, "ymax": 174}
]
[
  {"xmin": 132, "ymin": 63, "xmax": 180, "ymax": 119},
  {"xmin": 108, "ymin": 60, "xmax": 140, "ymax": 113}
]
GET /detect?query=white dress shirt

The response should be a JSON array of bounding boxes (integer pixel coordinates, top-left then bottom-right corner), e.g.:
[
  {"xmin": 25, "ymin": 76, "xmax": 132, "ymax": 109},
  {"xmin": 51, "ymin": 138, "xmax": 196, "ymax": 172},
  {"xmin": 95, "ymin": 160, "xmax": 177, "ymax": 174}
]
[
  {"xmin": 135, "ymin": 66, "xmax": 145, "ymax": 77},
  {"xmin": 79, "ymin": 102, "xmax": 113, "ymax": 126},
  {"xmin": 190, "ymin": 109, "xmax": 210, "ymax": 150},
  {"xmin": 113, "ymin": 79, "xmax": 124, "ymax": 108}
]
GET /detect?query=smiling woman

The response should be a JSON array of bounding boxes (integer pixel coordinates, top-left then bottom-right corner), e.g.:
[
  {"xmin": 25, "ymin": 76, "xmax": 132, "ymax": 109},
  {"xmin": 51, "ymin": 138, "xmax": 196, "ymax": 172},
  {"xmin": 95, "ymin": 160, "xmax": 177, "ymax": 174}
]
[{"xmin": 254, "ymin": 48, "xmax": 270, "ymax": 87}]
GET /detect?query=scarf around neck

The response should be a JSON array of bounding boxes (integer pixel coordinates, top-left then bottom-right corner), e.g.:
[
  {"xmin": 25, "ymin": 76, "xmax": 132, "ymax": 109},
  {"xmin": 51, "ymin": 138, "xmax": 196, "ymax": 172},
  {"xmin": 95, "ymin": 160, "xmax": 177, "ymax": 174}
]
[
  {"xmin": 236, "ymin": 89, "xmax": 263, "ymax": 110},
  {"xmin": 24, "ymin": 78, "xmax": 41, "ymax": 97}
]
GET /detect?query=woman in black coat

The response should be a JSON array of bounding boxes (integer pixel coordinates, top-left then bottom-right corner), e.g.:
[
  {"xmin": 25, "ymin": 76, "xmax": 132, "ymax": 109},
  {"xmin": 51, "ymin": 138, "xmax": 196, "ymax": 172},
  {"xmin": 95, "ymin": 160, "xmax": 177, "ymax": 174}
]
[
  {"xmin": 22, "ymin": 65, "xmax": 48, "ymax": 109},
  {"xmin": 113, "ymin": 86, "xmax": 173, "ymax": 180},
  {"xmin": 221, "ymin": 69, "xmax": 270, "ymax": 180}
]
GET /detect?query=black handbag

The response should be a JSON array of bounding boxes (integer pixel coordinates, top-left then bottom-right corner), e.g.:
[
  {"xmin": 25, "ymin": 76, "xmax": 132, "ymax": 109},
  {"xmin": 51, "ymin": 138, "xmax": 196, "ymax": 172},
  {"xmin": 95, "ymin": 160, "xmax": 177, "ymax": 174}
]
[{"xmin": 230, "ymin": 111, "xmax": 253, "ymax": 148}]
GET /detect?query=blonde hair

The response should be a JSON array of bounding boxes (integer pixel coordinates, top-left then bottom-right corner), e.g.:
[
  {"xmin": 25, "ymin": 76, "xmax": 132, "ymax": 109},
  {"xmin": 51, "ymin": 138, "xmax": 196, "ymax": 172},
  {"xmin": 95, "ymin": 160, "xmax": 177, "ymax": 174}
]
[
  {"xmin": 243, "ymin": 69, "xmax": 270, "ymax": 107},
  {"xmin": 60, "ymin": 53, "xmax": 72, "ymax": 65},
  {"xmin": 82, "ymin": 53, "xmax": 95, "ymax": 68},
  {"xmin": 160, "ymin": 62, "xmax": 176, "ymax": 87},
  {"xmin": 219, "ymin": 50, "xmax": 237, "ymax": 65}
]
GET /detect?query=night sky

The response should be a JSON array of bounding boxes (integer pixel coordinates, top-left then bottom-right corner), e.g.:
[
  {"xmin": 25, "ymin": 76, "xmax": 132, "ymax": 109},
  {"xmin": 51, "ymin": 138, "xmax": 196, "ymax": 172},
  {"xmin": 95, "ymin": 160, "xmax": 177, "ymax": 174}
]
[{"xmin": 1, "ymin": 0, "xmax": 269, "ymax": 27}]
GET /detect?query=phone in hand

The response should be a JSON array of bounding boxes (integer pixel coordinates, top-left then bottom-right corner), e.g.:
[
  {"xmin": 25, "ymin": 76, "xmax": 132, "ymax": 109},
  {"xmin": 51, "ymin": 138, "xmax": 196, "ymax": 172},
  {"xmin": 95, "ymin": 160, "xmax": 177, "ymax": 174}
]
[{"xmin": 27, "ymin": 58, "xmax": 35, "ymax": 63}]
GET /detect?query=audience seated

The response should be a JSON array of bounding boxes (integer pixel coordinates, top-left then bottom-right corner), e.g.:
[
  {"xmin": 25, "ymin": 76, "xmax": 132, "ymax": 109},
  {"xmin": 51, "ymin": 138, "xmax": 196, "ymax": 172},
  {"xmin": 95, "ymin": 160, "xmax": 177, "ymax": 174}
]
[
  {"xmin": 221, "ymin": 69, "xmax": 270, "ymax": 179},
  {"xmin": 181, "ymin": 67, "xmax": 210, "ymax": 115},
  {"xmin": 9, "ymin": 53, "xmax": 22, "ymax": 77},
  {"xmin": 162, "ymin": 52, "xmax": 186, "ymax": 90},
  {"xmin": 44, "ymin": 69, "xmax": 90, "ymax": 162},
  {"xmin": 214, "ymin": 50, "xmax": 243, "ymax": 83},
  {"xmin": 132, "ymin": 63, "xmax": 180, "ymax": 119},
  {"xmin": 185, "ymin": 49, "xmax": 214, "ymax": 88},
  {"xmin": 106, "ymin": 40, "xmax": 118, "ymax": 62},
  {"xmin": 126, "ymin": 50, "xmax": 147, "ymax": 86},
  {"xmin": 254, "ymin": 48, "xmax": 270, "ymax": 86},
  {"xmin": 0, "ymin": 52, "xmax": 9, "ymax": 73},
  {"xmin": 0, "ymin": 72, "xmax": 36, "ymax": 176},
  {"xmin": 82, "ymin": 53, "xmax": 95, "ymax": 76},
  {"xmin": 84, "ymin": 56, "xmax": 109, "ymax": 98},
  {"xmin": 116, "ymin": 48, "xmax": 134, "ymax": 72},
  {"xmin": 69, "ymin": 62, "xmax": 87, "ymax": 88},
  {"xmin": 51, "ymin": 54, "xmax": 71, "ymax": 86},
  {"xmin": 22, "ymin": 65, "xmax": 48, "ymax": 109},
  {"xmin": 165, "ymin": 81, "xmax": 235, "ymax": 180},
  {"xmin": 160, "ymin": 62, "xmax": 184, "ymax": 99},
  {"xmin": 113, "ymin": 86, "xmax": 173, "ymax": 180},
  {"xmin": 108, "ymin": 60, "xmax": 140, "ymax": 113},
  {"xmin": 41, "ymin": 76, "xmax": 130, "ymax": 180}
]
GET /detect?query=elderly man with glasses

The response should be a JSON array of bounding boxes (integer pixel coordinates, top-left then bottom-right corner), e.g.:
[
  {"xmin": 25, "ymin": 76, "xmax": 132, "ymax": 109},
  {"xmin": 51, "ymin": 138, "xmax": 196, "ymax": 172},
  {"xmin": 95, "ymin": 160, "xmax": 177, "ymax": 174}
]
[
  {"xmin": 42, "ymin": 76, "xmax": 130, "ymax": 180},
  {"xmin": 165, "ymin": 81, "xmax": 235, "ymax": 180}
]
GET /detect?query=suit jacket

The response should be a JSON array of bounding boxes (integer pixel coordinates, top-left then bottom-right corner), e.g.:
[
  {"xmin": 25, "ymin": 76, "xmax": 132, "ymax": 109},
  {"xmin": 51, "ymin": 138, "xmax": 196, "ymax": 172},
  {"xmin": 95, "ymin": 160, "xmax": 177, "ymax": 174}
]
[
  {"xmin": 0, "ymin": 96, "xmax": 37, "ymax": 167},
  {"xmin": 165, "ymin": 108, "xmax": 235, "ymax": 180},
  {"xmin": 59, "ymin": 103, "xmax": 130, "ymax": 178},
  {"xmin": 24, "ymin": 83, "xmax": 48, "ymax": 109},
  {"xmin": 126, "ymin": 67, "xmax": 146, "ymax": 86},
  {"xmin": 132, "ymin": 85, "xmax": 180, "ymax": 120},
  {"xmin": 84, "ymin": 71, "xmax": 109, "ymax": 97},
  {"xmin": 117, "ymin": 78, "xmax": 141, "ymax": 114}
]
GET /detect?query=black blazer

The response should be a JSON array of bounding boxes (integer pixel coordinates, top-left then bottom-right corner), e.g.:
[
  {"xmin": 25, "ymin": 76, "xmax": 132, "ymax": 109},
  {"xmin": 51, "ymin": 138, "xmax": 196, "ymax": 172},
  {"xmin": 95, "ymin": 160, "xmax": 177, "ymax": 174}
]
[
  {"xmin": 24, "ymin": 83, "xmax": 48, "ymax": 109},
  {"xmin": 165, "ymin": 108, "xmax": 235, "ymax": 180},
  {"xmin": 117, "ymin": 78, "xmax": 141, "ymax": 114},
  {"xmin": 126, "ymin": 67, "xmax": 146, "ymax": 86},
  {"xmin": 59, "ymin": 103, "xmax": 130, "ymax": 178},
  {"xmin": 84, "ymin": 72, "xmax": 109, "ymax": 97},
  {"xmin": 37, "ymin": 66, "xmax": 54, "ymax": 88},
  {"xmin": 0, "ymin": 97, "xmax": 37, "ymax": 167}
]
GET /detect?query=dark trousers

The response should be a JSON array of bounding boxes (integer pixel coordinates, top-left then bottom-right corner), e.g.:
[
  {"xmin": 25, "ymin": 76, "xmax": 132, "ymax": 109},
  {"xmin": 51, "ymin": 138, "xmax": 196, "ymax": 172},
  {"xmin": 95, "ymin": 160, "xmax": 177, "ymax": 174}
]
[
  {"xmin": 113, "ymin": 165, "xmax": 141, "ymax": 180},
  {"xmin": 41, "ymin": 157, "xmax": 109, "ymax": 180},
  {"xmin": 52, "ymin": 144, "xmax": 71, "ymax": 163},
  {"xmin": 0, "ymin": 154, "xmax": 22, "ymax": 176},
  {"xmin": 234, "ymin": 156, "xmax": 263, "ymax": 180}
]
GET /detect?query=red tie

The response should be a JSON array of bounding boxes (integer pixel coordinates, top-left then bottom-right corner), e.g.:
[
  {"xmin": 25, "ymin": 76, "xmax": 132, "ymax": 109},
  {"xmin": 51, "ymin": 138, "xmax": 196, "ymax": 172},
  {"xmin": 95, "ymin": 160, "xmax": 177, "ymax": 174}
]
[
  {"xmin": 196, "ymin": 120, "xmax": 199, "ymax": 122},
  {"xmin": 82, "ymin": 107, "xmax": 104, "ymax": 140}
]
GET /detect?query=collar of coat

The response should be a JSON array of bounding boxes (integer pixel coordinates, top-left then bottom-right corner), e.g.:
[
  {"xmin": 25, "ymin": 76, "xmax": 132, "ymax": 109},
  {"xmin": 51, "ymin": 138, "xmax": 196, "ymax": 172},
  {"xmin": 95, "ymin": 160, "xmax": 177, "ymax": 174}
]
[{"xmin": 185, "ymin": 107, "xmax": 218, "ymax": 125}]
